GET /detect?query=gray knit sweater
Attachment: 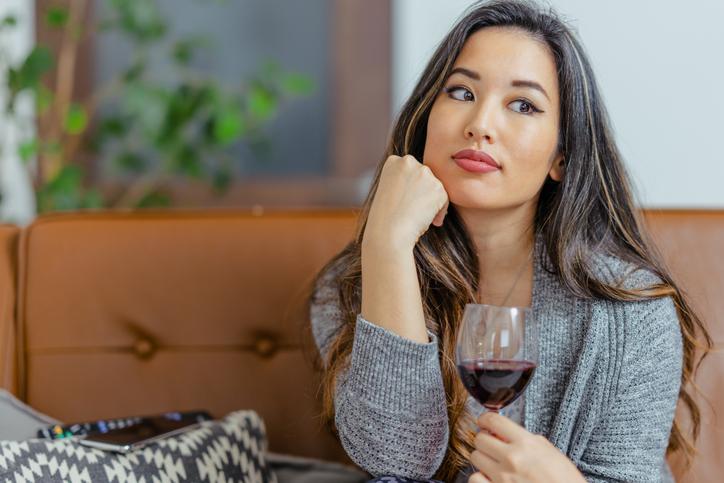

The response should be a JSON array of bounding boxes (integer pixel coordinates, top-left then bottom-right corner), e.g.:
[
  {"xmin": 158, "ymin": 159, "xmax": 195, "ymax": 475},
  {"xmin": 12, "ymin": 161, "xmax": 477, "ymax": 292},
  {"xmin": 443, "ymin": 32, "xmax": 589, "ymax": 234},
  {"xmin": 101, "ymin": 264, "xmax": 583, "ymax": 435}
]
[{"xmin": 310, "ymin": 236, "xmax": 682, "ymax": 482}]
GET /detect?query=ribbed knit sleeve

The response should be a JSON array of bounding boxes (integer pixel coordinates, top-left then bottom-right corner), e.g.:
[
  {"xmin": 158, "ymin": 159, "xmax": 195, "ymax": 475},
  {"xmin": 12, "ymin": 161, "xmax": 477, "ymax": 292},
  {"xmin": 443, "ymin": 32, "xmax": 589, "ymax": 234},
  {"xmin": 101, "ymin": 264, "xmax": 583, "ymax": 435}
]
[
  {"xmin": 309, "ymin": 266, "xmax": 450, "ymax": 479},
  {"xmin": 578, "ymin": 294, "xmax": 683, "ymax": 482}
]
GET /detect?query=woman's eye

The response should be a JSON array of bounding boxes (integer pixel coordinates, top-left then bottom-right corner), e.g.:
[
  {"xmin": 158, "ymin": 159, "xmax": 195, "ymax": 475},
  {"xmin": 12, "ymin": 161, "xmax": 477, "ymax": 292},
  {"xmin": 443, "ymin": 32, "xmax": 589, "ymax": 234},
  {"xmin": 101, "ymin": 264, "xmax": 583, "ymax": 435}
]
[
  {"xmin": 443, "ymin": 87, "xmax": 541, "ymax": 115},
  {"xmin": 444, "ymin": 86, "xmax": 474, "ymax": 102},
  {"xmin": 509, "ymin": 99, "xmax": 540, "ymax": 115}
]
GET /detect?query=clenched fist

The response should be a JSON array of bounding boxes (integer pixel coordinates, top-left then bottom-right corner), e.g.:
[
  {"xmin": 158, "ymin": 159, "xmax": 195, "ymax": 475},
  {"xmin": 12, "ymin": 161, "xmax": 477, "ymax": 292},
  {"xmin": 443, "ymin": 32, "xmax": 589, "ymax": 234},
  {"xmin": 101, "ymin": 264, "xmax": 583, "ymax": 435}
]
[{"xmin": 363, "ymin": 155, "xmax": 449, "ymax": 252}]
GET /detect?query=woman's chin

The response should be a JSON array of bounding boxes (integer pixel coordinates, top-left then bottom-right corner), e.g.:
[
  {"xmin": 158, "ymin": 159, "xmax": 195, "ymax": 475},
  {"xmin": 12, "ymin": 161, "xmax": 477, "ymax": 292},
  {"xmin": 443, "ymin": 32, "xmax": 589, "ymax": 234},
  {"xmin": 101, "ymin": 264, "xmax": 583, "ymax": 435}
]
[{"xmin": 450, "ymin": 199, "xmax": 506, "ymax": 211}]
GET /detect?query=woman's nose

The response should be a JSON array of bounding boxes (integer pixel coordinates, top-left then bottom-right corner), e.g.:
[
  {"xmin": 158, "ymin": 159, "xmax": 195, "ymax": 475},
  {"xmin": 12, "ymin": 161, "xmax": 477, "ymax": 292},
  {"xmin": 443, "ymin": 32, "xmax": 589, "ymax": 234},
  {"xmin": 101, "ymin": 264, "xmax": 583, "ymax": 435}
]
[
  {"xmin": 465, "ymin": 127, "xmax": 492, "ymax": 143},
  {"xmin": 464, "ymin": 104, "xmax": 496, "ymax": 144}
]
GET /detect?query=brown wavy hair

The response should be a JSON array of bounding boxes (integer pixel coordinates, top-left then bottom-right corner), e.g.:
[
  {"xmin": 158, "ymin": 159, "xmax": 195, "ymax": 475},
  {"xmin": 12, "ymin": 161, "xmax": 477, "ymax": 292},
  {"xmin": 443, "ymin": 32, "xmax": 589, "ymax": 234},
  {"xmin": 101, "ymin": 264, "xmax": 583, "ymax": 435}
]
[{"xmin": 308, "ymin": 0, "xmax": 712, "ymax": 480}]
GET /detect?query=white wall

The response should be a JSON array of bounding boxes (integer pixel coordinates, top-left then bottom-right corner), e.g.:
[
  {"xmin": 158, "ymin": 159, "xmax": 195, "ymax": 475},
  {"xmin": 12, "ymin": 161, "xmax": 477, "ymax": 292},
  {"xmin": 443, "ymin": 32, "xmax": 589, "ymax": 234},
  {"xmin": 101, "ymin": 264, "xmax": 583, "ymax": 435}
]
[
  {"xmin": 0, "ymin": 0, "xmax": 36, "ymax": 224},
  {"xmin": 392, "ymin": 0, "xmax": 724, "ymax": 208}
]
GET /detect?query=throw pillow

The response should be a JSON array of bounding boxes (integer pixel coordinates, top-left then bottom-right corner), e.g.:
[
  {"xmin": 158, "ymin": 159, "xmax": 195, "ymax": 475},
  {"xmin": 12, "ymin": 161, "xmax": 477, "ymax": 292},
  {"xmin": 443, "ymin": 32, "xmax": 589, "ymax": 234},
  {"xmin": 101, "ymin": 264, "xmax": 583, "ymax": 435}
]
[{"xmin": 0, "ymin": 409, "xmax": 277, "ymax": 482}]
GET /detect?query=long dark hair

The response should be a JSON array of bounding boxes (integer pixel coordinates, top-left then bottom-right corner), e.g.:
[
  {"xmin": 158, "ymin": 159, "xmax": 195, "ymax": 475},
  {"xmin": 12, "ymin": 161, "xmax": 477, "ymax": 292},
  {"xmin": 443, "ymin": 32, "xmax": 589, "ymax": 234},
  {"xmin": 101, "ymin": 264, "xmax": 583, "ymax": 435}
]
[{"xmin": 311, "ymin": 1, "xmax": 712, "ymax": 480}]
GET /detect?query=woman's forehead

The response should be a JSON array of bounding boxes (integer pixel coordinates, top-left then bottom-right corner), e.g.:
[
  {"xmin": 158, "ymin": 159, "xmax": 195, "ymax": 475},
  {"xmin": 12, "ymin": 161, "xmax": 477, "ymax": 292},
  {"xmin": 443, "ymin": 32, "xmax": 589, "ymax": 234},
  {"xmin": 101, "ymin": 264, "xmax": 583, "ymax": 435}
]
[{"xmin": 452, "ymin": 27, "xmax": 559, "ymax": 96}]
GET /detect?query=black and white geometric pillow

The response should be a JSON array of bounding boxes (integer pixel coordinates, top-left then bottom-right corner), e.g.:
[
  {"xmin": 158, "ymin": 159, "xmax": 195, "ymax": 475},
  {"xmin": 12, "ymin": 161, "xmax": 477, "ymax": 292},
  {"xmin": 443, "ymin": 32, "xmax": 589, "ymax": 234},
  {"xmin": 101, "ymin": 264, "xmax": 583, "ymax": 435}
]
[{"xmin": 0, "ymin": 410, "xmax": 277, "ymax": 482}]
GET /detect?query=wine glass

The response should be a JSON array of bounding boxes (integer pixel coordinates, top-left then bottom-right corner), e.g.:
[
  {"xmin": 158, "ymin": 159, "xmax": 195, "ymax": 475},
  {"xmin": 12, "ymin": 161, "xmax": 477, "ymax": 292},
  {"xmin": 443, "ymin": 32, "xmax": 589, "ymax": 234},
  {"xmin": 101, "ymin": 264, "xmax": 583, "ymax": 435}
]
[{"xmin": 455, "ymin": 304, "xmax": 538, "ymax": 414}]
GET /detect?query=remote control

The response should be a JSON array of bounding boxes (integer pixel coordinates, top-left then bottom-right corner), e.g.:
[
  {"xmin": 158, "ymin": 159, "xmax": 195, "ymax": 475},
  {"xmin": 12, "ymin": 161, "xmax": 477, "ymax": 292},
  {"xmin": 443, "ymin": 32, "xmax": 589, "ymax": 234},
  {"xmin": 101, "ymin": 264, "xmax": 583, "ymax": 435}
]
[{"xmin": 37, "ymin": 410, "xmax": 212, "ymax": 440}]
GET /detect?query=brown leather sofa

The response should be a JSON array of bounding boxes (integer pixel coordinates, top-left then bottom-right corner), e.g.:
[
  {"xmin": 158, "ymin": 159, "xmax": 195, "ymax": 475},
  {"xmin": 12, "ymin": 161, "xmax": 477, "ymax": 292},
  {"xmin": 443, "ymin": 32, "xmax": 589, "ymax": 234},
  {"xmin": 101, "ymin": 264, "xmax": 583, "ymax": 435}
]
[
  {"xmin": 0, "ymin": 210, "xmax": 357, "ymax": 467},
  {"xmin": 0, "ymin": 209, "xmax": 720, "ymax": 482},
  {"xmin": 643, "ymin": 210, "xmax": 724, "ymax": 482}
]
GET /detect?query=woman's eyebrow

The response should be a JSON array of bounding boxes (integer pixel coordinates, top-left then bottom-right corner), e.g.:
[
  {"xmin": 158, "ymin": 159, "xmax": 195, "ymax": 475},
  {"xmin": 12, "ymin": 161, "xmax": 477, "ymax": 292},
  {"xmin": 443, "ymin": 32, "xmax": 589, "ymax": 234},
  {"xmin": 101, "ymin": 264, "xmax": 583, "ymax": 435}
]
[
  {"xmin": 510, "ymin": 79, "xmax": 550, "ymax": 101},
  {"xmin": 449, "ymin": 67, "xmax": 550, "ymax": 101}
]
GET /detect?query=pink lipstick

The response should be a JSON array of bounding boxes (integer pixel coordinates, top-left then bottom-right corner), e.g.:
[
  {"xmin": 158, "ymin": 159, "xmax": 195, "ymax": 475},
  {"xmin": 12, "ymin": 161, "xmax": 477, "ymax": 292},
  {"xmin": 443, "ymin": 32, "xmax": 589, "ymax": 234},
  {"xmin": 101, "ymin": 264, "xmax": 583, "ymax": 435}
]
[{"xmin": 452, "ymin": 149, "xmax": 500, "ymax": 174}]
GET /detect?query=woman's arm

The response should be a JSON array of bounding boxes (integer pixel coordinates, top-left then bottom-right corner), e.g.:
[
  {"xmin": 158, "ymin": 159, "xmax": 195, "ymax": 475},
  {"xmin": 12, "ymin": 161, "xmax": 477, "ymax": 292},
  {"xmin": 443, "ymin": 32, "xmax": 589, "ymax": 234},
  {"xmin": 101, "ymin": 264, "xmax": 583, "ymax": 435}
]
[
  {"xmin": 578, "ymin": 295, "xmax": 683, "ymax": 482},
  {"xmin": 310, "ymin": 262, "xmax": 450, "ymax": 480},
  {"xmin": 309, "ymin": 155, "xmax": 451, "ymax": 478},
  {"xmin": 360, "ymin": 235, "xmax": 430, "ymax": 343}
]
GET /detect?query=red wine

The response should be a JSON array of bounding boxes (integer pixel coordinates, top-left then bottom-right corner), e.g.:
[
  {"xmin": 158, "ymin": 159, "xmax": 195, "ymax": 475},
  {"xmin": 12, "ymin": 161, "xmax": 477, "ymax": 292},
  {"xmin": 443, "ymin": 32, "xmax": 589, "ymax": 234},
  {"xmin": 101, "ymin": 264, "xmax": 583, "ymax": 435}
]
[{"xmin": 457, "ymin": 359, "xmax": 537, "ymax": 410}]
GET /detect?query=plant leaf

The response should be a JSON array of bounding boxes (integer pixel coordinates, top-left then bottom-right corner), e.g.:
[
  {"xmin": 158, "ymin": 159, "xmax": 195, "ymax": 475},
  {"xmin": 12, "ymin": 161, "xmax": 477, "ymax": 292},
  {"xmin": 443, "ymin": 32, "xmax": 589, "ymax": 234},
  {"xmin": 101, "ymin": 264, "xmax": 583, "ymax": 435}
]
[
  {"xmin": 123, "ymin": 60, "xmax": 146, "ymax": 82},
  {"xmin": 172, "ymin": 41, "xmax": 192, "ymax": 64},
  {"xmin": 9, "ymin": 46, "xmax": 53, "ymax": 94},
  {"xmin": 1, "ymin": 15, "xmax": 17, "ymax": 28},
  {"xmin": 110, "ymin": 0, "xmax": 167, "ymax": 43},
  {"xmin": 45, "ymin": 7, "xmax": 69, "ymax": 28},
  {"xmin": 248, "ymin": 84, "xmax": 277, "ymax": 121},
  {"xmin": 213, "ymin": 108, "xmax": 245, "ymax": 145},
  {"xmin": 65, "ymin": 104, "xmax": 88, "ymax": 135},
  {"xmin": 18, "ymin": 139, "xmax": 38, "ymax": 163},
  {"xmin": 98, "ymin": 115, "xmax": 130, "ymax": 139},
  {"xmin": 174, "ymin": 145, "xmax": 202, "ymax": 178},
  {"xmin": 212, "ymin": 166, "xmax": 232, "ymax": 193},
  {"xmin": 115, "ymin": 151, "xmax": 146, "ymax": 173},
  {"xmin": 281, "ymin": 73, "xmax": 314, "ymax": 96}
]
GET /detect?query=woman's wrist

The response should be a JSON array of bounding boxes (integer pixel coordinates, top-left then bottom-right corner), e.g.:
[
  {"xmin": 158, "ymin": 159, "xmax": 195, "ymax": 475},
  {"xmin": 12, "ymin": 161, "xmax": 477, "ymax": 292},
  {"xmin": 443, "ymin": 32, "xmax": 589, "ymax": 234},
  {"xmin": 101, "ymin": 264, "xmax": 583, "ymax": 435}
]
[{"xmin": 361, "ymin": 230, "xmax": 415, "ymax": 260}]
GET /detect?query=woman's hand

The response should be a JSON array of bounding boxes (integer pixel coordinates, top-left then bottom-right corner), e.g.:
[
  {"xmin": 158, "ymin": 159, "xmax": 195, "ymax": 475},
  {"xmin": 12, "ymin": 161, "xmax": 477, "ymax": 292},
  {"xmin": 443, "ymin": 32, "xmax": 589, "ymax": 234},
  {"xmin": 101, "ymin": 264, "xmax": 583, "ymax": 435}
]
[
  {"xmin": 468, "ymin": 412, "xmax": 587, "ymax": 483},
  {"xmin": 363, "ymin": 154, "xmax": 449, "ymax": 253}
]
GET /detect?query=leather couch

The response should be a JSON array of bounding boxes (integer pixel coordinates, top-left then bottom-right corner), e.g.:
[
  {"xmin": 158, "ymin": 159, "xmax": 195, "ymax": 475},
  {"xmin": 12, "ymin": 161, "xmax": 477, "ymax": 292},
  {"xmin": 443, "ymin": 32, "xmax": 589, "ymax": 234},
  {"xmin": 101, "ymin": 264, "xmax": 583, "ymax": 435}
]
[
  {"xmin": 0, "ymin": 209, "xmax": 720, "ymax": 482},
  {"xmin": 0, "ymin": 210, "xmax": 356, "ymax": 467}
]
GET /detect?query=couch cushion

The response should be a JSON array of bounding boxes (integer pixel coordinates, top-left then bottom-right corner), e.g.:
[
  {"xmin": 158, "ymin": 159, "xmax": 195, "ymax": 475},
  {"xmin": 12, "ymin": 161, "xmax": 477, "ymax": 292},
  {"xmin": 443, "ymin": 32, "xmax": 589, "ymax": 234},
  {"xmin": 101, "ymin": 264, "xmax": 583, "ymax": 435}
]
[
  {"xmin": 0, "ymin": 389, "xmax": 59, "ymax": 440},
  {"xmin": 267, "ymin": 452, "xmax": 369, "ymax": 483}
]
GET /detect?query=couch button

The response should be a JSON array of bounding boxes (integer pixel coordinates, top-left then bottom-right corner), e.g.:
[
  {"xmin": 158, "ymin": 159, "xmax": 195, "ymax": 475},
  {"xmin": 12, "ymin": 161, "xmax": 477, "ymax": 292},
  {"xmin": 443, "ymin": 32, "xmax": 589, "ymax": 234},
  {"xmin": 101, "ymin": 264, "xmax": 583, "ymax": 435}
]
[
  {"xmin": 134, "ymin": 338, "xmax": 155, "ymax": 359},
  {"xmin": 254, "ymin": 337, "xmax": 277, "ymax": 358}
]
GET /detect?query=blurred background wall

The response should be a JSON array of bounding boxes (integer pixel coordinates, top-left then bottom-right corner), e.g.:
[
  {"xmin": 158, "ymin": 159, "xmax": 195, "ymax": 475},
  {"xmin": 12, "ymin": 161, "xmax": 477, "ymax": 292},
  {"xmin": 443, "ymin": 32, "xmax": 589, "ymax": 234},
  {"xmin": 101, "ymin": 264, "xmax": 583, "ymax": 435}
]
[{"xmin": 393, "ymin": 0, "xmax": 724, "ymax": 208}]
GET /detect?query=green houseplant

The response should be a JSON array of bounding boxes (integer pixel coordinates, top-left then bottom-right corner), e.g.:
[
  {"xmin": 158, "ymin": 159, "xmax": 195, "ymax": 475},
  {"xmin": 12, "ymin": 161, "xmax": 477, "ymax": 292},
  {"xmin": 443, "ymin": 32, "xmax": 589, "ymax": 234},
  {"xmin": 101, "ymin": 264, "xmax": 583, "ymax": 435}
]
[{"xmin": 0, "ymin": 0, "xmax": 313, "ymax": 214}]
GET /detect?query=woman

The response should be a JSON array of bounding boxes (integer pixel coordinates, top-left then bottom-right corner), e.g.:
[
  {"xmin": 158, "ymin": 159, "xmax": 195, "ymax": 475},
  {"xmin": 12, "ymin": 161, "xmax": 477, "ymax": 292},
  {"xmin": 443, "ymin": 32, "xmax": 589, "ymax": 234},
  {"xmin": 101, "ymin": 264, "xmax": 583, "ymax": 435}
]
[{"xmin": 308, "ymin": 1, "xmax": 711, "ymax": 481}]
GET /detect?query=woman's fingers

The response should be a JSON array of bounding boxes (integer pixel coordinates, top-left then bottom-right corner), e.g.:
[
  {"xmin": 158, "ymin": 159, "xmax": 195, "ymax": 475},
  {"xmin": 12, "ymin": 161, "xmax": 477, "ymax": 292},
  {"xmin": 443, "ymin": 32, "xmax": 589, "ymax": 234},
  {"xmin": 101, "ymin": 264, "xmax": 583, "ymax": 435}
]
[
  {"xmin": 477, "ymin": 411, "xmax": 527, "ymax": 443},
  {"xmin": 432, "ymin": 200, "xmax": 449, "ymax": 226},
  {"xmin": 474, "ymin": 428, "xmax": 509, "ymax": 461},
  {"xmin": 470, "ymin": 449, "xmax": 500, "ymax": 481},
  {"xmin": 365, "ymin": 154, "xmax": 450, "ymax": 246}
]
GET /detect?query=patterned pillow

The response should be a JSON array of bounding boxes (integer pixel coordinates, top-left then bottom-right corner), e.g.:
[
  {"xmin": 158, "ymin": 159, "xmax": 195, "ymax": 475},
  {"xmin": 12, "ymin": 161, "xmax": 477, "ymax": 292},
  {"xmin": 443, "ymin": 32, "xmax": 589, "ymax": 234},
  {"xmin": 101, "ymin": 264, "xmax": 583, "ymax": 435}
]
[{"xmin": 0, "ymin": 410, "xmax": 277, "ymax": 482}]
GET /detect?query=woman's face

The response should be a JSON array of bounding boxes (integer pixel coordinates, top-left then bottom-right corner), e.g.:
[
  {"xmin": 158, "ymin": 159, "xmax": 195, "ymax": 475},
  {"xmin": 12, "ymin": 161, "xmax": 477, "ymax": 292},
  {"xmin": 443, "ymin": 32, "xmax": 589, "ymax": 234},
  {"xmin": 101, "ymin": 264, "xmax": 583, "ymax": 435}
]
[{"xmin": 423, "ymin": 27, "xmax": 563, "ymax": 212}]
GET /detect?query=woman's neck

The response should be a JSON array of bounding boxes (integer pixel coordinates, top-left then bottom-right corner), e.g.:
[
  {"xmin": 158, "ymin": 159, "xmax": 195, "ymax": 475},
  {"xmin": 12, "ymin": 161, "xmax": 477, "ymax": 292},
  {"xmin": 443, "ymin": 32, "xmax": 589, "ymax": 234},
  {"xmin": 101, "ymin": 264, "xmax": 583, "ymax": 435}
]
[{"xmin": 455, "ymin": 203, "xmax": 536, "ymax": 306}]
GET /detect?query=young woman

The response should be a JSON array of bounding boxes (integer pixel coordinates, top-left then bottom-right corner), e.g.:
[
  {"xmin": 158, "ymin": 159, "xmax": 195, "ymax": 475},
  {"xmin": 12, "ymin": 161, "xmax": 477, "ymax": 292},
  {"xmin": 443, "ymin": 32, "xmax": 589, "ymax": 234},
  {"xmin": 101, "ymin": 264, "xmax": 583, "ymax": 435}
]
[{"xmin": 308, "ymin": 1, "xmax": 711, "ymax": 481}]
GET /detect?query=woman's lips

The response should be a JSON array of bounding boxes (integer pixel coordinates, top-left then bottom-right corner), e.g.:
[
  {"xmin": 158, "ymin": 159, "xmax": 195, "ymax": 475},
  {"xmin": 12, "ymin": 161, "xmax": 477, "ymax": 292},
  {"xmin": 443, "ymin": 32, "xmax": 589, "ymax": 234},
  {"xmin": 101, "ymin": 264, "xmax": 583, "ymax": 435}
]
[
  {"xmin": 452, "ymin": 157, "xmax": 501, "ymax": 173},
  {"xmin": 451, "ymin": 149, "xmax": 501, "ymax": 173}
]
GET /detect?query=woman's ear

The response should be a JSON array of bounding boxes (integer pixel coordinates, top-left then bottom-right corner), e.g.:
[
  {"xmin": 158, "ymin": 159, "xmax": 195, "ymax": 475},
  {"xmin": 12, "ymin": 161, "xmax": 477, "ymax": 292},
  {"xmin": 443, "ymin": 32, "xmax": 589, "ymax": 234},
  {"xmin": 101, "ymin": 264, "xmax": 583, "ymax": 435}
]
[{"xmin": 548, "ymin": 153, "xmax": 565, "ymax": 182}]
